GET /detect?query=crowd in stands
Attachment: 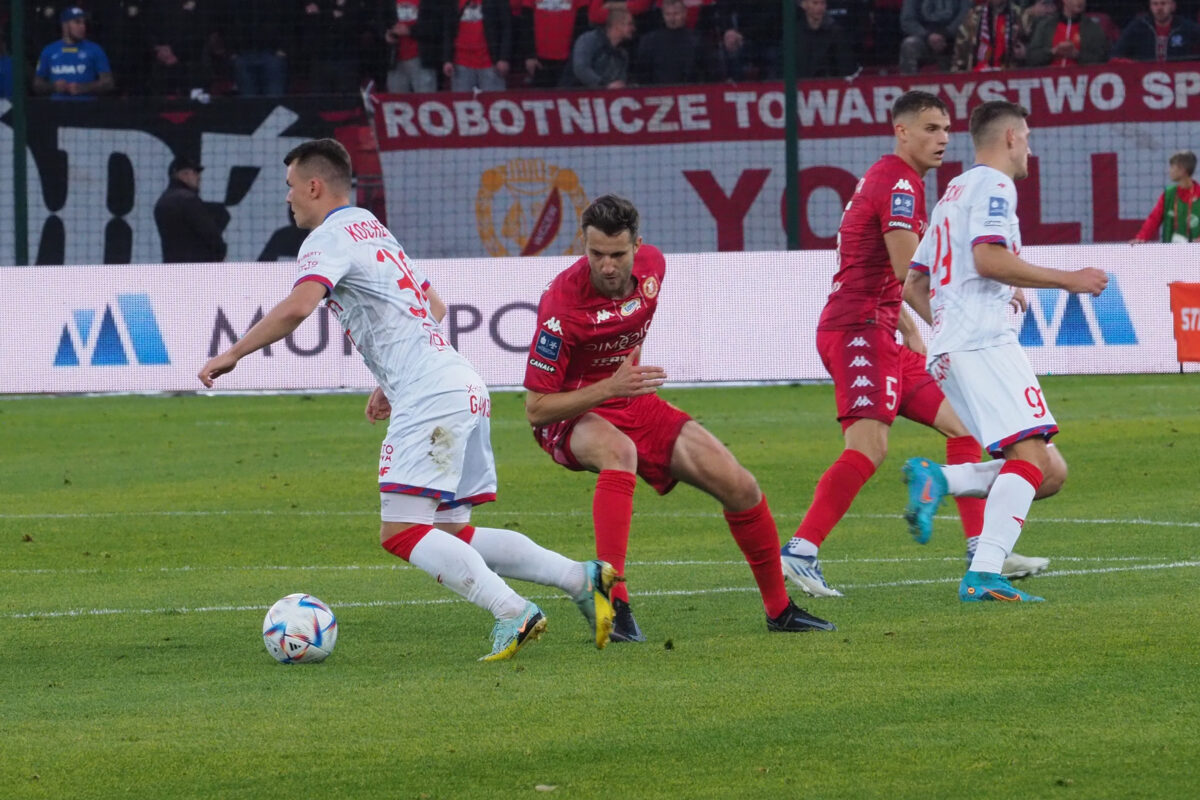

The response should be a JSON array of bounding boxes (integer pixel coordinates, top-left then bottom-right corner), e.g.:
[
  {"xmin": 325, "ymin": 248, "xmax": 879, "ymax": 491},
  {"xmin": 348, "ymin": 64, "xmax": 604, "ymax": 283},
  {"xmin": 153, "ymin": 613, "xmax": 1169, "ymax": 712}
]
[{"xmin": 1, "ymin": 0, "xmax": 1199, "ymax": 100}]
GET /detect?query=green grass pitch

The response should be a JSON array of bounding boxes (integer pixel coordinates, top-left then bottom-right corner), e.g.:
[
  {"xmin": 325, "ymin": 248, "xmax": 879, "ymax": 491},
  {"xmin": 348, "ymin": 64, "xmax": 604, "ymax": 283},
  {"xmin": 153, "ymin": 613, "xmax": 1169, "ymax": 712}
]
[{"xmin": 1, "ymin": 375, "xmax": 1198, "ymax": 799}]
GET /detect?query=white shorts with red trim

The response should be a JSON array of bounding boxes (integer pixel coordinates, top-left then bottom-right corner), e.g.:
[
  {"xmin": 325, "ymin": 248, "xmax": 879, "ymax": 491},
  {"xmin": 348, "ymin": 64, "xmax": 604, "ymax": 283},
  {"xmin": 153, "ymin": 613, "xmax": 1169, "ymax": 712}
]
[
  {"xmin": 928, "ymin": 343, "xmax": 1059, "ymax": 458},
  {"xmin": 377, "ymin": 363, "xmax": 497, "ymax": 521}
]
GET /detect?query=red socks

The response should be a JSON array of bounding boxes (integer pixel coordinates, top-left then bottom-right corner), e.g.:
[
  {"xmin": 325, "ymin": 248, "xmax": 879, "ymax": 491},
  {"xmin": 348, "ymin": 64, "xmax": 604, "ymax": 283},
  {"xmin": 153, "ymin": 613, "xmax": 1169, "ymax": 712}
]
[
  {"xmin": 726, "ymin": 495, "xmax": 791, "ymax": 618},
  {"xmin": 381, "ymin": 524, "xmax": 434, "ymax": 561},
  {"xmin": 794, "ymin": 449, "xmax": 876, "ymax": 547},
  {"xmin": 946, "ymin": 436, "xmax": 985, "ymax": 540},
  {"xmin": 594, "ymin": 470, "xmax": 636, "ymax": 603}
]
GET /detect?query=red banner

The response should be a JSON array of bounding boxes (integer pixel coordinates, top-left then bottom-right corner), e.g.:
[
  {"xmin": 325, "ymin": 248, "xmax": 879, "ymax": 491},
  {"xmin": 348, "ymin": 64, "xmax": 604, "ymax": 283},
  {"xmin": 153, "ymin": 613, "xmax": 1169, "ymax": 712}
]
[{"xmin": 1169, "ymin": 281, "xmax": 1200, "ymax": 363}]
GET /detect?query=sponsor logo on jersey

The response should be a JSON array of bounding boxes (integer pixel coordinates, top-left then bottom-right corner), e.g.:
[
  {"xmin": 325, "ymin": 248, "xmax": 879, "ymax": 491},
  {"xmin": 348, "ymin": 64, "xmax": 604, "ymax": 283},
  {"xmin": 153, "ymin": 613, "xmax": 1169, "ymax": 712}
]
[
  {"xmin": 892, "ymin": 178, "xmax": 915, "ymax": 192},
  {"xmin": 585, "ymin": 320, "xmax": 652, "ymax": 352},
  {"xmin": 849, "ymin": 355, "xmax": 872, "ymax": 367},
  {"xmin": 850, "ymin": 375, "xmax": 874, "ymax": 388},
  {"xmin": 476, "ymin": 159, "xmax": 587, "ymax": 257},
  {"xmin": 528, "ymin": 357, "xmax": 557, "ymax": 373},
  {"xmin": 988, "ymin": 196, "xmax": 1009, "ymax": 217},
  {"xmin": 847, "ymin": 337, "xmax": 868, "ymax": 347},
  {"xmin": 379, "ymin": 467, "xmax": 390, "ymax": 477},
  {"xmin": 851, "ymin": 395, "xmax": 873, "ymax": 409},
  {"xmin": 535, "ymin": 330, "xmax": 562, "ymax": 361},
  {"xmin": 543, "ymin": 316, "xmax": 563, "ymax": 334},
  {"xmin": 53, "ymin": 293, "xmax": 170, "ymax": 367},
  {"xmin": 891, "ymin": 192, "xmax": 915, "ymax": 219},
  {"xmin": 620, "ymin": 298, "xmax": 642, "ymax": 317},
  {"xmin": 593, "ymin": 309, "xmax": 615, "ymax": 323},
  {"xmin": 297, "ymin": 250, "xmax": 321, "ymax": 271},
  {"xmin": 591, "ymin": 355, "xmax": 626, "ymax": 368},
  {"xmin": 887, "ymin": 220, "xmax": 914, "ymax": 231},
  {"xmin": 1019, "ymin": 274, "xmax": 1137, "ymax": 347},
  {"xmin": 641, "ymin": 276, "xmax": 659, "ymax": 299}
]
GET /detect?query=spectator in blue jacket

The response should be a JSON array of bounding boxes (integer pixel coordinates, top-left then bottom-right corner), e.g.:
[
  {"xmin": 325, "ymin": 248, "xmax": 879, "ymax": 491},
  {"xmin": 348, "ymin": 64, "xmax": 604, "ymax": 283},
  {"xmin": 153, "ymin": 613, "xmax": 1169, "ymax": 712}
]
[
  {"xmin": 1113, "ymin": 0, "xmax": 1200, "ymax": 62},
  {"xmin": 33, "ymin": 7, "xmax": 115, "ymax": 99}
]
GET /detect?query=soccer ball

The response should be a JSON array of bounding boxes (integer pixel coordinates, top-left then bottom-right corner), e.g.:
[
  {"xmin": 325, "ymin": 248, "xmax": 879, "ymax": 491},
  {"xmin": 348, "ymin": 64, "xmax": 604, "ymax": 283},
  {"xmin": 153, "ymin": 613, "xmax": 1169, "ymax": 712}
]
[{"xmin": 262, "ymin": 593, "xmax": 338, "ymax": 664}]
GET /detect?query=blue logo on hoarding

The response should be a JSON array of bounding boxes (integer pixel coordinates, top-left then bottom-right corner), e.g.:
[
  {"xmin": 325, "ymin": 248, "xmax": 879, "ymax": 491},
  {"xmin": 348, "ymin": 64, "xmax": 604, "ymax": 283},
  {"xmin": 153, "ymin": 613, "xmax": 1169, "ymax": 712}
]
[
  {"xmin": 1018, "ymin": 274, "xmax": 1137, "ymax": 347},
  {"xmin": 54, "ymin": 293, "xmax": 170, "ymax": 366}
]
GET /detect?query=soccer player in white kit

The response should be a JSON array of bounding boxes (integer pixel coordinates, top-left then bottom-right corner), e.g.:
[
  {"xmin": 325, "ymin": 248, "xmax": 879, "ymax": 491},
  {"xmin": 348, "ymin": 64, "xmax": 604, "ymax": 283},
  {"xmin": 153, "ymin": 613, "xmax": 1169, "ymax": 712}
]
[
  {"xmin": 198, "ymin": 138, "xmax": 620, "ymax": 658},
  {"xmin": 902, "ymin": 102, "xmax": 1107, "ymax": 602}
]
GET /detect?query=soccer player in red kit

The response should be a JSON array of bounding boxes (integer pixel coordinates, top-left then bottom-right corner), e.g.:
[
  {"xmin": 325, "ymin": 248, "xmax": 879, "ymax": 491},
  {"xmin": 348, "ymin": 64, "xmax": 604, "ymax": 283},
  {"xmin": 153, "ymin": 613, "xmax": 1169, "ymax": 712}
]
[
  {"xmin": 524, "ymin": 195, "xmax": 835, "ymax": 640},
  {"xmin": 780, "ymin": 91, "xmax": 1049, "ymax": 597}
]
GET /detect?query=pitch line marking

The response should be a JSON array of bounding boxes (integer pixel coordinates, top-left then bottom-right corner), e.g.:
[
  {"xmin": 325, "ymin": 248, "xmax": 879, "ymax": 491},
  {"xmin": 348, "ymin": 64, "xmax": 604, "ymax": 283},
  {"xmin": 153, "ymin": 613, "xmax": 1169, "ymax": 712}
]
[
  {"xmin": 0, "ymin": 554, "xmax": 1184, "ymax": 577},
  {"xmin": 3, "ymin": 508, "xmax": 1198, "ymax": 530},
  {"xmin": 4, "ymin": 560, "xmax": 1197, "ymax": 620}
]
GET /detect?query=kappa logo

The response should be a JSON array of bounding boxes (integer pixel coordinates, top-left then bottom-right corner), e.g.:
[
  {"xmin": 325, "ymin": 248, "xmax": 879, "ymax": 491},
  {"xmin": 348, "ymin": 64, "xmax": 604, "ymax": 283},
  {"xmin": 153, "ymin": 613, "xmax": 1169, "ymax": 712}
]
[
  {"xmin": 1018, "ymin": 275, "xmax": 1137, "ymax": 347},
  {"xmin": 543, "ymin": 316, "xmax": 563, "ymax": 334},
  {"xmin": 849, "ymin": 355, "xmax": 872, "ymax": 367},
  {"xmin": 851, "ymin": 395, "xmax": 873, "ymax": 409},
  {"xmin": 54, "ymin": 293, "xmax": 169, "ymax": 367},
  {"xmin": 850, "ymin": 375, "xmax": 874, "ymax": 388},
  {"xmin": 847, "ymin": 336, "xmax": 868, "ymax": 347},
  {"xmin": 594, "ymin": 309, "xmax": 615, "ymax": 323},
  {"xmin": 892, "ymin": 178, "xmax": 915, "ymax": 192}
]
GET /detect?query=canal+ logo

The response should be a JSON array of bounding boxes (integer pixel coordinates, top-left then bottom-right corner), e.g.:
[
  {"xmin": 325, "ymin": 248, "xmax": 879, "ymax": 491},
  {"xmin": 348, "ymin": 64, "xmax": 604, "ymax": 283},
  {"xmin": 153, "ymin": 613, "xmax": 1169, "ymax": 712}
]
[
  {"xmin": 1019, "ymin": 274, "xmax": 1137, "ymax": 347},
  {"xmin": 54, "ymin": 293, "xmax": 170, "ymax": 367}
]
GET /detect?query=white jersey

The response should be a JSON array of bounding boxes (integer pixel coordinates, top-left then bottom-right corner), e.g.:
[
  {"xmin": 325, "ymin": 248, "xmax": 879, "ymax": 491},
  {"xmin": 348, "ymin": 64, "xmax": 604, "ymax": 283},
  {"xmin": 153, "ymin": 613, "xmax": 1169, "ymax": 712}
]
[
  {"xmin": 293, "ymin": 206, "xmax": 470, "ymax": 398},
  {"xmin": 910, "ymin": 165, "xmax": 1021, "ymax": 356}
]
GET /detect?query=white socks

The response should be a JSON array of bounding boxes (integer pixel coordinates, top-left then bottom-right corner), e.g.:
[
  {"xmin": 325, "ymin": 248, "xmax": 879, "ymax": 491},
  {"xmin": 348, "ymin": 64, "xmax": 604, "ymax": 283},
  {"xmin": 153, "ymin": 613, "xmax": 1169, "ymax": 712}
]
[
  {"xmin": 944, "ymin": 459, "xmax": 1003, "ymax": 498},
  {"xmin": 468, "ymin": 526, "xmax": 587, "ymax": 597},
  {"xmin": 968, "ymin": 470, "xmax": 1038, "ymax": 574},
  {"xmin": 408, "ymin": 529, "xmax": 527, "ymax": 620}
]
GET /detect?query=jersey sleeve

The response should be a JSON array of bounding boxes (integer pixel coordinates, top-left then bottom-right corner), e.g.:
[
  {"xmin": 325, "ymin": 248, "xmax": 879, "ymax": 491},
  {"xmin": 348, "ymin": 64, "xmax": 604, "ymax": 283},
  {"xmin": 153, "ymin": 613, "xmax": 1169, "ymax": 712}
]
[
  {"xmin": 909, "ymin": 224, "xmax": 934, "ymax": 275},
  {"xmin": 523, "ymin": 289, "xmax": 572, "ymax": 394},
  {"xmin": 293, "ymin": 230, "xmax": 351, "ymax": 295},
  {"xmin": 876, "ymin": 169, "xmax": 920, "ymax": 235},
  {"xmin": 91, "ymin": 43, "xmax": 112, "ymax": 74},
  {"xmin": 967, "ymin": 180, "xmax": 1018, "ymax": 249}
]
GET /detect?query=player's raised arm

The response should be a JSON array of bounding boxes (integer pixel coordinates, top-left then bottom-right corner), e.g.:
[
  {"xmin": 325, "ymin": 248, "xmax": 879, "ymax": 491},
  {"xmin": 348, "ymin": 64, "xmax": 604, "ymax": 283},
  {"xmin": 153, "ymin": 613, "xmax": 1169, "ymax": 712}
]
[
  {"xmin": 524, "ymin": 346, "xmax": 666, "ymax": 427},
  {"xmin": 197, "ymin": 280, "xmax": 327, "ymax": 387}
]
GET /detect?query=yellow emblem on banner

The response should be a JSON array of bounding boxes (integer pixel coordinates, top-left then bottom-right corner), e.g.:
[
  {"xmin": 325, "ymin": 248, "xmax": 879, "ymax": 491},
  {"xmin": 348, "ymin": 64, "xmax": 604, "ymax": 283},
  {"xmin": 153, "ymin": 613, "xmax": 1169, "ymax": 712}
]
[{"xmin": 476, "ymin": 159, "xmax": 587, "ymax": 257}]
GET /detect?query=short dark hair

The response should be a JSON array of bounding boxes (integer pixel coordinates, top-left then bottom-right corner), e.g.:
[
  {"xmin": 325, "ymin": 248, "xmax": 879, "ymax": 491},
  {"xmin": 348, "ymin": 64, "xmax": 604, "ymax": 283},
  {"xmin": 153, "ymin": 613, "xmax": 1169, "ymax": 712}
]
[
  {"xmin": 581, "ymin": 195, "xmax": 640, "ymax": 240},
  {"xmin": 283, "ymin": 138, "xmax": 353, "ymax": 192},
  {"xmin": 969, "ymin": 101, "xmax": 1029, "ymax": 147},
  {"xmin": 1169, "ymin": 150, "xmax": 1197, "ymax": 176},
  {"xmin": 891, "ymin": 90, "xmax": 948, "ymax": 122}
]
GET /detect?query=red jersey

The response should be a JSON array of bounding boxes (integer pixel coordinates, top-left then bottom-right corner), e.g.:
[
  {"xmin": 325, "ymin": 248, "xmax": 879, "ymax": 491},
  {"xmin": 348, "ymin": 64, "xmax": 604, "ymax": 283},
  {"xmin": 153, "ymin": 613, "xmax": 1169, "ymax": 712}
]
[
  {"xmin": 818, "ymin": 154, "xmax": 926, "ymax": 333},
  {"xmin": 523, "ymin": 0, "xmax": 589, "ymax": 61},
  {"xmin": 456, "ymin": 0, "xmax": 493, "ymax": 69},
  {"xmin": 395, "ymin": 0, "xmax": 421, "ymax": 62},
  {"xmin": 523, "ymin": 245, "xmax": 666, "ymax": 403}
]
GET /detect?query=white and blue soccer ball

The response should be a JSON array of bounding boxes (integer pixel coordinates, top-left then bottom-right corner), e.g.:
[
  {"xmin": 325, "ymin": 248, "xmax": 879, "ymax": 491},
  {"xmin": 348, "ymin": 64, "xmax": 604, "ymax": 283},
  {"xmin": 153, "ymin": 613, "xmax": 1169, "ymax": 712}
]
[{"xmin": 262, "ymin": 593, "xmax": 338, "ymax": 664}]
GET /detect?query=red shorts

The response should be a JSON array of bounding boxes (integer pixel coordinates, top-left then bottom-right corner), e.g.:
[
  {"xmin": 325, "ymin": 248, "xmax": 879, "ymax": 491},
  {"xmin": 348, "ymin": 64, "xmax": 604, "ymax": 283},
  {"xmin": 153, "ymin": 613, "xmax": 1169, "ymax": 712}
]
[
  {"xmin": 532, "ymin": 394, "xmax": 692, "ymax": 495},
  {"xmin": 817, "ymin": 326, "xmax": 944, "ymax": 431}
]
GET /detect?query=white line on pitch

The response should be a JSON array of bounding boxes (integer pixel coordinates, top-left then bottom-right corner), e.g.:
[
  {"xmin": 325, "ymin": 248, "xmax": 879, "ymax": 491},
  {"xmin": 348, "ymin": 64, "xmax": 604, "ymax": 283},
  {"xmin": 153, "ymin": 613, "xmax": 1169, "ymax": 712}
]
[
  {"xmin": 0, "ymin": 554, "xmax": 1184, "ymax": 577},
  {"xmin": 3, "ymin": 508, "xmax": 1198, "ymax": 529},
  {"xmin": 4, "ymin": 560, "xmax": 1197, "ymax": 620}
]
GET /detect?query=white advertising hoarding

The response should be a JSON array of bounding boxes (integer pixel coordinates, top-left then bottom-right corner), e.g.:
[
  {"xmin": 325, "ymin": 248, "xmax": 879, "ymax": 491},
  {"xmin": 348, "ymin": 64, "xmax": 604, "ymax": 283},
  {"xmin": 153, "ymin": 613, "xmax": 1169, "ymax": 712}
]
[{"xmin": 1, "ymin": 244, "xmax": 1196, "ymax": 395}]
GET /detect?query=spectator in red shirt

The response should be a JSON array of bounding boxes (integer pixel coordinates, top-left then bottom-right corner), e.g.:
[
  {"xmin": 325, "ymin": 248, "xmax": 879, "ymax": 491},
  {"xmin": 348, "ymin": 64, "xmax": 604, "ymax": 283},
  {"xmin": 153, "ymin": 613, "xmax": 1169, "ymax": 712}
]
[
  {"xmin": 517, "ymin": 0, "xmax": 590, "ymax": 88},
  {"xmin": 387, "ymin": 0, "xmax": 444, "ymax": 92},
  {"xmin": 1026, "ymin": 0, "xmax": 1110, "ymax": 67},
  {"xmin": 1131, "ymin": 150, "xmax": 1200, "ymax": 243},
  {"xmin": 444, "ymin": 0, "xmax": 513, "ymax": 92}
]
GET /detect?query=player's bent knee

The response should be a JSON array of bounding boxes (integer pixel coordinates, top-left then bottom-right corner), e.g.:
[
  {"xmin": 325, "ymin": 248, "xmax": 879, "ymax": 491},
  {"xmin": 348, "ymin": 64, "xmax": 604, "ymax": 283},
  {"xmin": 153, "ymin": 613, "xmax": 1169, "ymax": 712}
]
[{"xmin": 1036, "ymin": 448, "xmax": 1068, "ymax": 499}]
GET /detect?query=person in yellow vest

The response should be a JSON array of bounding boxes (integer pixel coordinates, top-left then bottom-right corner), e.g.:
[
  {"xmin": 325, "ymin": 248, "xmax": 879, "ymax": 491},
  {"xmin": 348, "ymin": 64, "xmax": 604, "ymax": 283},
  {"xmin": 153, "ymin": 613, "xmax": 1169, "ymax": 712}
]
[{"xmin": 1131, "ymin": 150, "xmax": 1200, "ymax": 243}]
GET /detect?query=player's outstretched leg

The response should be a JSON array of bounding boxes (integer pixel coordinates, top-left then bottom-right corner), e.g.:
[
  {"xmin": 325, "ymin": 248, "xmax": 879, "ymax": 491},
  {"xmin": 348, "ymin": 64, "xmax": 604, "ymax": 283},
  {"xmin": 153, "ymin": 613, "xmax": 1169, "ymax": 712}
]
[
  {"xmin": 766, "ymin": 599, "xmax": 837, "ymax": 632},
  {"xmin": 480, "ymin": 601, "xmax": 549, "ymax": 661},
  {"xmin": 902, "ymin": 457, "xmax": 948, "ymax": 544},
  {"xmin": 572, "ymin": 560, "xmax": 622, "ymax": 649}
]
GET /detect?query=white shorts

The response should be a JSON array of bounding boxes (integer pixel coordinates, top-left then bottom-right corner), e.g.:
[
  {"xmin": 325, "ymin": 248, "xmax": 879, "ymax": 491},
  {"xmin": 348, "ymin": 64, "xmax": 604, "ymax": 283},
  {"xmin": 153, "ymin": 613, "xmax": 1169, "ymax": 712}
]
[
  {"xmin": 378, "ymin": 365, "xmax": 497, "ymax": 524},
  {"xmin": 928, "ymin": 343, "xmax": 1058, "ymax": 458}
]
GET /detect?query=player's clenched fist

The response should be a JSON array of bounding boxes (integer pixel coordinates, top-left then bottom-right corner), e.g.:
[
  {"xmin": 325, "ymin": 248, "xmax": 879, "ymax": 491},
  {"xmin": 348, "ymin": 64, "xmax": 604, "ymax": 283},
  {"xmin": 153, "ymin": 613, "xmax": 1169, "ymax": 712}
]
[
  {"xmin": 609, "ymin": 345, "xmax": 666, "ymax": 397},
  {"xmin": 1067, "ymin": 268, "xmax": 1108, "ymax": 297}
]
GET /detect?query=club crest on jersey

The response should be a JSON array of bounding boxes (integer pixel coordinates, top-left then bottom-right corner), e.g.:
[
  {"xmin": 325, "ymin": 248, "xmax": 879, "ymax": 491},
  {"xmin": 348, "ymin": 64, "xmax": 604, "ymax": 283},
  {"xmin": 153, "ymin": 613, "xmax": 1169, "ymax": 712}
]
[
  {"xmin": 892, "ymin": 178, "xmax": 915, "ymax": 192},
  {"xmin": 988, "ymin": 196, "xmax": 1009, "ymax": 217},
  {"xmin": 891, "ymin": 192, "xmax": 915, "ymax": 219},
  {"xmin": 593, "ymin": 309, "xmax": 615, "ymax": 323},
  {"xmin": 535, "ymin": 330, "xmax": 562, "ymax": 361},
  {"xmin": 619, "ymin": 298, "xmax": 642, "ymax": 317},
  {"xmin": 641, "ymin": 276, "xmax": 659, "ymax": 299},
  {"xmin": 543, "ymin": 316, "xmax": 563, "ymax": 334}
]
